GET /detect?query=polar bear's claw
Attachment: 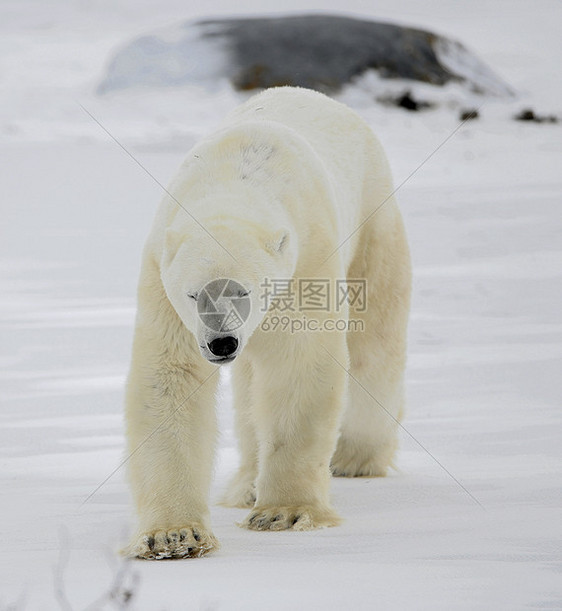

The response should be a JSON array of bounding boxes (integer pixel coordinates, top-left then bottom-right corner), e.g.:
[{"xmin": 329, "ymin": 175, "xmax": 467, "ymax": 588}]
[
  {"xmin": 123, "ymin": 524, "xmax": 218, "ymax": 560},
  {"xmin": 240, "ymin": 506, "xmax": 341, "ymax": 532}
]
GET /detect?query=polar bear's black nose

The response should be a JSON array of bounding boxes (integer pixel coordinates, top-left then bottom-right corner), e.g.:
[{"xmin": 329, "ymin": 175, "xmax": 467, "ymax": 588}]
[{"xmin": 208, "ymin": 336, "xmax": 239, "ymax": 358}]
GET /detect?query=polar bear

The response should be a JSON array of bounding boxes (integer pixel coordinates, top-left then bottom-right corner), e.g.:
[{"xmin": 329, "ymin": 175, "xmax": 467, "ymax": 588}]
[{"xmin": 123, "ymin": 87, "xmax": 411, "ymax": 559}]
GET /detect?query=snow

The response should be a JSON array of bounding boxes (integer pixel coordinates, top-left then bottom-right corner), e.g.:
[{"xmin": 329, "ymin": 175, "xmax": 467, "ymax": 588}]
[
  {"xmin": 433, "ymin": 37, "xmax": 513, "ymax": 97},
  {"xmin": 97, "ymin": 21, "xmax": 232, "ymax": 95},
  {"xmin": 1, "ymin": 1, "xmax": 561, "ymax": 609}
]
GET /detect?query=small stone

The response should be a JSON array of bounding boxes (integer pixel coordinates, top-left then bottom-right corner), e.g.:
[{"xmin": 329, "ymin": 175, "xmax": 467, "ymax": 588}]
[{"xmin": 460, "ymin": 109, "xmax": 479, "ymax": 121}]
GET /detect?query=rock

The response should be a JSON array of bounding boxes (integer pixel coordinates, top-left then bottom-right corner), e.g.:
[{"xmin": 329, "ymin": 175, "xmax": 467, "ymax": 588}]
[
  {"xmin": 460, "ymin": 108, "xmax": 479, "ymax": 121},
  {"xmin": 514, "ymin": 108, "xmax": 558, "ymax": 123},
  {"xmin": 379, "ymin": 91, "xmax": 434, "ymax": 111},
  {"xmin": 98, "ymin": 14, "xmax": 513, "ymax": 98}
]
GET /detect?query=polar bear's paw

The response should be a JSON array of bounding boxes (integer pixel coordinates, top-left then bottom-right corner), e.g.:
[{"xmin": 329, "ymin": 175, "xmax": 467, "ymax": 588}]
[
  {"xmin": 330, "ymin": 436, "xmax": 397, "ymax": 477},
  {"xmin": 220, "ymin": 471, "xmax": 257, "ymax": 509},
  {"xmin": 123, "ymin": 524, "xmax": 219, "ymax": 560},
  {"xmin": 330, "ymin": 455, "xmax": 389, "ymax": 478},
  {"xmin": 240, "ymin": 505, "xmax": 341, "ymax": 532}
]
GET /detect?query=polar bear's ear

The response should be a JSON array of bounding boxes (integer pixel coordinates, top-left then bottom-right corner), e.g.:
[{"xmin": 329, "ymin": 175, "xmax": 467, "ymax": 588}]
[{"xmin": 267, "ymin": 229, "xmax": 290, "ymax": 255}]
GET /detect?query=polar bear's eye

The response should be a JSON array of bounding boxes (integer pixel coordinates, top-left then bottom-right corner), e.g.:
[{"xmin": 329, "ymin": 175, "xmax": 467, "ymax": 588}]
[
  {"xmin": 238, "ymin": 289, "xmax": 251, "ymax": 298},
  {"xmin": 187, "ymin": 292, "xmax": 199, "ymax": 301}
]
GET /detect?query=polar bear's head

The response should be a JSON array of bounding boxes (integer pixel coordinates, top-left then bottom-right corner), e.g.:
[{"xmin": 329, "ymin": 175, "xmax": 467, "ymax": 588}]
[{"xmin": 161, "ymin": 220, "xmax": 296, "ymax": 364}]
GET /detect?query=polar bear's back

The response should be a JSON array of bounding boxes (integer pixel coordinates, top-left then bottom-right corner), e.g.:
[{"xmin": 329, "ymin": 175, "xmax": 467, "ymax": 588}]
[
  {"xmin": 226, "ymin": 87, "xmax": 375, "ymax": 180},
  {"xmin": 225, "ymin": 87, "xmax": 395, "ymax": 259},
  {"xmin": 226, "ymin": 87, "xmax": 392, "ymax": 250}
]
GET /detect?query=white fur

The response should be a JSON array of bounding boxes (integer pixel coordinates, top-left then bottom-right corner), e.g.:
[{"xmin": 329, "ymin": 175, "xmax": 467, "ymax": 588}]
[{"xmin": 123, "ymin": 87, "xmax": 411, "ymax": 559}]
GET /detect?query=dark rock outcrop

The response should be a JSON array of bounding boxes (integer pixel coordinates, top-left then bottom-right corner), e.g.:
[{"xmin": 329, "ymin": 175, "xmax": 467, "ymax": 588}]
[
  {"xmin": 98, "ymin": 14, "xmax": 513, "ymax": 98},
  {"xmin": 514, "ymin": 108, "xmax": 558, "ymax": 123}
]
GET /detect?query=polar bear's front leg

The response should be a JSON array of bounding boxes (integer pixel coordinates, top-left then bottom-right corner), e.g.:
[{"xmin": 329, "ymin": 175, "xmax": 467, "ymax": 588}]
[
  {"xmin": 241, "ymin": 332, "xmax": 347, "ymax": 531},
  {"xmin": 220, "ymin": 355, "xmax": 259, "ymax": 509},
  {"xmin": 123, "ymin": 315, "xmax": 220, "ymax": 559}
]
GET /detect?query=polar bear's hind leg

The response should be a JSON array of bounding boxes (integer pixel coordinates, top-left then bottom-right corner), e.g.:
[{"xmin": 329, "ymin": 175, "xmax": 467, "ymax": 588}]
[{"xmin": 331, "ymin": 204, "xmax": 411, "ymax": 478}]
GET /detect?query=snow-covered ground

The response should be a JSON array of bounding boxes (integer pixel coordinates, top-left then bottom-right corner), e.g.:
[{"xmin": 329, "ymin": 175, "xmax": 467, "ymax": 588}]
[{"xmin": 1, "ymin": 1, "xmax": 561, "ymax": 609}]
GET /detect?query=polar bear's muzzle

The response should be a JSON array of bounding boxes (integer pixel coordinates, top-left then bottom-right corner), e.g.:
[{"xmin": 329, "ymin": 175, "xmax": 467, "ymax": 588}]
[{"xmin": 206, "ymin": 335, "xmax": 239, "ymax": 363}]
